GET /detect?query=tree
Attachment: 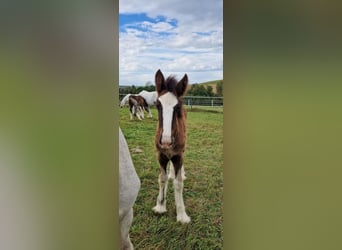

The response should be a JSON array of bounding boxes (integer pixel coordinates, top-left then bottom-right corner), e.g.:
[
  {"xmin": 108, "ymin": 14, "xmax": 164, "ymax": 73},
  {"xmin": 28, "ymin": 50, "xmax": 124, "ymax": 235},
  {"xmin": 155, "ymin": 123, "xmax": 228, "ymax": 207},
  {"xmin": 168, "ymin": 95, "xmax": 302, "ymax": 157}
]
[
  {"xmin": 188, "ymin": 84, "xmax": 208, "ymax": 96},
  {"xmin": 206, "ymin": 86, "xmax": 214, "ymax": 97},
  {"xmin": 216, "ymin": 81, "xmax": 223, "ymax": 97}
]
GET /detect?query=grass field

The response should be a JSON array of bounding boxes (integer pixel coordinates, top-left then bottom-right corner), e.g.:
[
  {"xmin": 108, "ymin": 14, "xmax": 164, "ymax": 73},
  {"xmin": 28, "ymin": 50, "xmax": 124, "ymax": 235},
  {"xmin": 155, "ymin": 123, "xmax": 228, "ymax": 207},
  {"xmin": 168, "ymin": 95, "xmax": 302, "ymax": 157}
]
[{"xmin": 119, "ymin": 106, "xmax": 223, "ymax": 249}]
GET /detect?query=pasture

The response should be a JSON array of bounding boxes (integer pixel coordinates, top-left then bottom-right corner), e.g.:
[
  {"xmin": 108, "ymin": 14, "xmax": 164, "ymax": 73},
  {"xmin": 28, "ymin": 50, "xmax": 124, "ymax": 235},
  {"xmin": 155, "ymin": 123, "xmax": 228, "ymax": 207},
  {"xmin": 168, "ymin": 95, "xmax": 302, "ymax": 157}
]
[{"xmin": 119, "ymin": 106, "xmax": 223, "ymax": 249}]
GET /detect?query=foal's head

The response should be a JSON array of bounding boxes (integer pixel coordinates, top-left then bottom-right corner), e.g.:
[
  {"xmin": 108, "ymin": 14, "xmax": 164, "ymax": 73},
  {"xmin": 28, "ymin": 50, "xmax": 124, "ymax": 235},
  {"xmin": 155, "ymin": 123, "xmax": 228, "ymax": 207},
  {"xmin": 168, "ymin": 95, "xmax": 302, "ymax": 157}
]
[{"xmin": 154, "ymin": 69, "xmax": 188, "ymax": 151}]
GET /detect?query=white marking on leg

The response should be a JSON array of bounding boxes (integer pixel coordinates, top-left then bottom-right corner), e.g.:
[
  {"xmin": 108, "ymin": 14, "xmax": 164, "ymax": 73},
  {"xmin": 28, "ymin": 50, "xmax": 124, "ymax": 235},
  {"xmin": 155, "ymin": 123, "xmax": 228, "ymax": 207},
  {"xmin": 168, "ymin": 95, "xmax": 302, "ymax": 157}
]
[
  {"xmin": 168, "ymin": 162, "xmax": 175, "ymax": 180},
  {"xmin": 153, "ymin": 168, "xmax": 168, "ymax": 213},
  {"xmin": 141, "ymin": 109, "xmax": 144, "ymax": 119},
  {"xmin": 139, "ymin": 107, "xmax": 144, "ymax": 119},
  {"xmin": 174, "ymin": 167, "xmax": 190, "ymax": 223},
  {"xmin": 137, "ymin": 111, "xmax": 142, "ymax": 120},
  {"xmin": 181, "ymin": 167, "xmax": 186, "ymax": 180}
]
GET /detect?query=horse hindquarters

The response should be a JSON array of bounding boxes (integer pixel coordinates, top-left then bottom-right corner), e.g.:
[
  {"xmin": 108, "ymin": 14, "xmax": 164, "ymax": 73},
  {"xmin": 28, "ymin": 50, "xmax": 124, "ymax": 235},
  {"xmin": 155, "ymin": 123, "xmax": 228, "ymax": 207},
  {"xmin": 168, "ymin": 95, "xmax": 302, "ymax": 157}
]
[
  {"xmin": 119, "ymin": 128, "xmax": 141, "ymax": 249},
  {"xmin": 119, "ymin": 208, "xmax": 134, "ymax": 250}
]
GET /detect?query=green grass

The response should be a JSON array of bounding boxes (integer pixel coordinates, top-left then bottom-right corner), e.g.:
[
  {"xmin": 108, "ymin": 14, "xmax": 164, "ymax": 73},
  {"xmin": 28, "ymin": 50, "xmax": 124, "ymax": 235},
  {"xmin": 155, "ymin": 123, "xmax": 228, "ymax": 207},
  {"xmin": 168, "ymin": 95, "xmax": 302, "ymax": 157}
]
[{"xmin": 120, "ymin": 106, "xmax": 223, "ymax": 250}]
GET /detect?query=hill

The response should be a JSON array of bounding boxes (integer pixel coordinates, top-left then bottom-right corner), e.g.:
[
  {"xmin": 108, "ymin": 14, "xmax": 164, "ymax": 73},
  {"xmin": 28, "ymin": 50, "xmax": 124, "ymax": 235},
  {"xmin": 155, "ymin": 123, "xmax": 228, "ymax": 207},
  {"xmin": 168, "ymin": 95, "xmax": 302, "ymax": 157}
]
[{"xmin": 190, "ymin": 79, "xmax": 223, "ymax": 94}]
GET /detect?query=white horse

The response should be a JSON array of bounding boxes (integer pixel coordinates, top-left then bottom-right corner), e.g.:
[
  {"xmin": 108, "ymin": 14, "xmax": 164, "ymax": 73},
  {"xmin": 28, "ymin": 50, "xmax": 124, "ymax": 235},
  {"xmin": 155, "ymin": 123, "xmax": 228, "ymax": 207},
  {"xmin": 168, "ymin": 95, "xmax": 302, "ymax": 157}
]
[
  {"xmin": 120, "ymin": 94, "xmax": 131, "ymax": 108},
  {"xmin": 119, "ymin": 128, "xmax": 141, "ymax": 250},
  {"xmin": 138, "ymin": 90, "xmax": 157, "ymax": 107}
]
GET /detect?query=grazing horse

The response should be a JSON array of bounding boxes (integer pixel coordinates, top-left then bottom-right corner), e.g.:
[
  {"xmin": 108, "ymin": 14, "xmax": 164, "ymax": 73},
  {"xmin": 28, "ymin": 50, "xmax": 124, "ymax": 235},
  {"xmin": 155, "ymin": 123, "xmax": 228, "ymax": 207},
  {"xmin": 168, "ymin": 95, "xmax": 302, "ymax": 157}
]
[
  {"xmin": 139, "ymin": 90, "xmax": 157, "ymax": 106},
  {"xmin": 121, "ymin": 91, "xmax": 156, "ymax": 118},
  {"xmin": 128, "ymin": 95, "xmax": 149, "ymax": 121},
  {"xmin": 138, "ymin": 90, "xmax": 157, "ymax": 118},
  {"xmin": 152, "ymin": 69, "xmax": 191, "ymax": 224},
  {"xmin": 119, "ymin": 127, "xmax": 141, "ymax": 250}
]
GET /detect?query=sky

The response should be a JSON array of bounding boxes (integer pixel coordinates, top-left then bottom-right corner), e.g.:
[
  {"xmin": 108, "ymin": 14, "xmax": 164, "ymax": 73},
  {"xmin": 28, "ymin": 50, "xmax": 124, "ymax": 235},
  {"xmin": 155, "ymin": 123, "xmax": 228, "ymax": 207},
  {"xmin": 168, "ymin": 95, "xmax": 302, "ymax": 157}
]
[{"xmin": 119, "ymin": 0, "xmax": 223, "ymax": 86}]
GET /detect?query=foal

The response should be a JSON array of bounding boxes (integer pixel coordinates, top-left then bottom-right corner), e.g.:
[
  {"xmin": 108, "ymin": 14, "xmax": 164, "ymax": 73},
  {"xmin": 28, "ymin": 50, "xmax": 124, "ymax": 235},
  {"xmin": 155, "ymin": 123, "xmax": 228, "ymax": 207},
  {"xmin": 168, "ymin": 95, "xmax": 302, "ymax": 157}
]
[
  {"xmin": 128, "ymin": 95, "xmax": 149, "ymax": 120},
  {"xmin": 138, "ymin": 90, "xmax": 157, "ymax": 118},
  {"xmin": 152, "ymin": 69, "xmax": 190, "ymax": 224}
]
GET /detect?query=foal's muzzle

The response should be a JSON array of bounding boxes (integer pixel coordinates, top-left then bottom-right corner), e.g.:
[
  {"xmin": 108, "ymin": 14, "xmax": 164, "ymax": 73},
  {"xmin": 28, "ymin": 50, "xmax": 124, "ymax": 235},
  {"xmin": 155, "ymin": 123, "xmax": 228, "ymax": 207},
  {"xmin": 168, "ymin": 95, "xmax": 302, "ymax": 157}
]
[{"xmin": 159, "ymin": 135, "xmax": 175, "ymax": 149}]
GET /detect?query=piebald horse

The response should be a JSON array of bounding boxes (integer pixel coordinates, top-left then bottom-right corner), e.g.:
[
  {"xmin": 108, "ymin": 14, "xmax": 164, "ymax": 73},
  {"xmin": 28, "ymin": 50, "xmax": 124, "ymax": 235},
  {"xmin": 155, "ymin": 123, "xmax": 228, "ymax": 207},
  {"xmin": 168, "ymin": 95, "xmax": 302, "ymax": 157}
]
[
  {"xmin": 120, "ymin": 91, "xmax": 157, "ymax": 108},
  {"xmin": 120, "ymin": 91, "xmax": 156, "ymax": 118},
  {"xmin": 128, "ymin": 95, "xmax": 149, "ymax": 121},
  {"xmin": 119, "ymin": 127, "xmax": 141, "ymax": 249},
  {"xmin": 152, "ymin": 69, "xmax": 191, "ymax": 224},
  {"xmin": 139, "ymin": 90, "xmax": 158, "ymax": 107}
]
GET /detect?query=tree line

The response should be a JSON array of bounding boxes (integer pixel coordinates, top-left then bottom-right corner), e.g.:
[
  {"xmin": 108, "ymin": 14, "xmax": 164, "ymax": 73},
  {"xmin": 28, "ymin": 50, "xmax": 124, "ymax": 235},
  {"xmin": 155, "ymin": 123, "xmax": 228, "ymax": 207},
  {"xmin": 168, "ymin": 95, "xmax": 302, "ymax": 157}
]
[{"xmin": 119, "ymin": 80, "xmax": 223, "ymax": 97}]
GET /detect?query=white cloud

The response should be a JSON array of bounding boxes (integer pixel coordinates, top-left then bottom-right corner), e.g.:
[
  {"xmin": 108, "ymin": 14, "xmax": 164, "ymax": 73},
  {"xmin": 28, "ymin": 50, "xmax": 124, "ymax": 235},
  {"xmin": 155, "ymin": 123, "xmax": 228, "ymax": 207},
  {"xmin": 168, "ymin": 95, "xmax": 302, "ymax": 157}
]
[
  {"xmin": 143, "ymin": 21, "xmax": 175, "ymax": 32},
  {"xmin": 119, "ymin": 0, "xmax": 222, "ymax": 85}
]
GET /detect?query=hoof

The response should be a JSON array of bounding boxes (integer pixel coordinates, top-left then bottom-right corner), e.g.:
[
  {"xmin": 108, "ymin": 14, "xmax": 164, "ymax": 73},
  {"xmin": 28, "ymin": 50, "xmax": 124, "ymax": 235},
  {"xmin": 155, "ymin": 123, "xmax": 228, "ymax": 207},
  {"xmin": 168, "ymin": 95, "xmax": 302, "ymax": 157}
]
[
  {"xmin": 177, "ymin": 213, "xmax": 191, "ymax": 224},
  {"xmin": 152, "ymin": 205, "xmax": 167, "ymax": 214}
]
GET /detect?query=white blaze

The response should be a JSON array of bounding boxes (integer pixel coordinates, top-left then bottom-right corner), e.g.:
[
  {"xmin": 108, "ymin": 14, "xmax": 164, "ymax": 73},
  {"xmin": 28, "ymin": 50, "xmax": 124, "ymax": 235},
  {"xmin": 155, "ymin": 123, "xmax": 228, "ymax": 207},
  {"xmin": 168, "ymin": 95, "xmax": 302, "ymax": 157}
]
[{"xmin": 159, "ymin": 92, "xmax": 178, "ymax": 144}]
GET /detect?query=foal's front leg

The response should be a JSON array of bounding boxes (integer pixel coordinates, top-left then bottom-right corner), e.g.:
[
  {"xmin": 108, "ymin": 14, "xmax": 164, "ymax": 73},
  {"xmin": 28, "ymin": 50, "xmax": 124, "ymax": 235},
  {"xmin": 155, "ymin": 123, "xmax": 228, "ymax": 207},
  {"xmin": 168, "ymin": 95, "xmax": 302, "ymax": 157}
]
[
  {"xmin": 172, "ymin": 156, "xmax": 191, "ymax": 224},
  {"xmin": 153, "ymin": 154, "xmax": 169, "ymax": 213},
  {"xmin": 129, "ymin": 106, "xmax": 133, "ymax": 120}
]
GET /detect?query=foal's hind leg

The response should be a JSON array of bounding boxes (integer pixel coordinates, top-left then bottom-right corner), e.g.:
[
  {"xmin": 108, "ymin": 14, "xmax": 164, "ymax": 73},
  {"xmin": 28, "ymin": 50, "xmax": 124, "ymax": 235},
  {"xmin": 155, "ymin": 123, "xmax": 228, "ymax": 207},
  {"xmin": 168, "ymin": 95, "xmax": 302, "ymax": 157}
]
[
  {"xmin": 172, "ymin": 156, "xmax": 190, "ymax": 224},
  {"xmin": 153, "ymin": 154, "xmax": 169, "ymax": 213},
  {"xmin": 129, "ymin": 106, "xmax": 133, "ymax": 120},
  {"xmin": 168, "ymin": 162, "xmax": 175, "ymax": 180},
  {"xmin": 146, "ymin": 106, "xmax": 152, "ymax": 118},
  {"xmin": 139, "ymin": 107, "xmax": 144, "ymax": 119},
  {"xmin": 169, "ymin": 162, "xmax": 186, "ymax": 181}
]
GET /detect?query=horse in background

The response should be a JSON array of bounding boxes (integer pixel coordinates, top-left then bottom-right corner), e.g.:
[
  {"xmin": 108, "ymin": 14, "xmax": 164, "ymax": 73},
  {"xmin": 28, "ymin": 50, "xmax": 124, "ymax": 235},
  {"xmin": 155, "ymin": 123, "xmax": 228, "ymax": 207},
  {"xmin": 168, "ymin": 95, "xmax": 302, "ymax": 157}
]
[
  {"xmin": 128, "ymin": 95, "xmax": 149, "ymax": 121},
  {"xmin": 138, "ymin": 90, "xmax": 157, "ymax": 118},
  {"xmin": 139, "ymin": 90, "xmax": 157, "ymax": 107},
  {"xmin": 119, "ymin": 127, "xmax": 141, "ymax": 250},
  {"xmin": 152, "ymin": 69, "xmax": 191, "ymax": 224},
  {"xmin": 120, "ymin": 90, "xmax": 157, "ymax": 118}
]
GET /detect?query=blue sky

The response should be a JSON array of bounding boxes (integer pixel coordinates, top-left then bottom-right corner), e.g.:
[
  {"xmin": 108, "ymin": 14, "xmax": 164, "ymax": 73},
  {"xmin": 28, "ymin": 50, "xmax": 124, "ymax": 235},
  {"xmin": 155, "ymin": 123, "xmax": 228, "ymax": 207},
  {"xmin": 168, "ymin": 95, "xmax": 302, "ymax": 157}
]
[
  {"xmin": 119, "ymin": 0, "xmax": 223, "ymax": 86},
  {"xmin": 120, "ymin": 13, "xmax": 178, "ymax": 33}
]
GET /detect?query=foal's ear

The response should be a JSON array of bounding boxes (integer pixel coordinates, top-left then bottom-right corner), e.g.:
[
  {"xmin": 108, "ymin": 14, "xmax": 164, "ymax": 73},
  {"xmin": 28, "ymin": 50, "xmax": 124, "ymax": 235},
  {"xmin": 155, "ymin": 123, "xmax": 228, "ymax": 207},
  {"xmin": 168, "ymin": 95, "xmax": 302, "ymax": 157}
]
[
  {"xmin": 155, "ymin": 69, "xmax": 166, "ymax": 93},
  {"xmin": 175, "ymin": 74, "xmax": 188, "ymax": 97}
]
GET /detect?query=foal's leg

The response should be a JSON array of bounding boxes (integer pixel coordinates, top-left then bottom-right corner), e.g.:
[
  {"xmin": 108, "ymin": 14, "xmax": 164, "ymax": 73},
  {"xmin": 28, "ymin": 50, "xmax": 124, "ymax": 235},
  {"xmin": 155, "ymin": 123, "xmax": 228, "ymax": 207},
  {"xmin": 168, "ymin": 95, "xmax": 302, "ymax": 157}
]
[
  {"xmin": 172, "ymin": 155, "xmax": 191, "ymax": 224},
  {"xmin": 168, "ymin": 162, "xmax": 186, "ymax": 180},
  {"xmin": 168, "ymin": 161, "xmax": 175, "ymax": 180},
  {"xmin": 153, "ymin": 154, "xmax": 169, "ymax": 213},
  {"xmin": 139, "ymin": 107, "xmax": 144, "ymax": 119},
  {"xmin": 146, "ymin": 106, "xmax": 152, "ymax": 118},
  {"xmin": 129, "ymin": 106, "xmax": 133, "ymax": 120},
  {"xmin": 135, "ymin": 106, "xmax": 143, "ymax": 120}
]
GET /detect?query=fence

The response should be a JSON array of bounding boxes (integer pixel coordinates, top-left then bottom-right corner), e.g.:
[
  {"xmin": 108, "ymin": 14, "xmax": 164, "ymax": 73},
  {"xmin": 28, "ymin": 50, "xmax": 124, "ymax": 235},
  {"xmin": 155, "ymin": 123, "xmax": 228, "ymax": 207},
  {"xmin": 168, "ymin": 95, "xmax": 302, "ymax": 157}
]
[
  {"xmin": 119, "ymin": 94, "xmax": 223, "ymax": 108},
  {"xmin": 183, "ymin": 96, "xmax": 223, "ymax": 108}
]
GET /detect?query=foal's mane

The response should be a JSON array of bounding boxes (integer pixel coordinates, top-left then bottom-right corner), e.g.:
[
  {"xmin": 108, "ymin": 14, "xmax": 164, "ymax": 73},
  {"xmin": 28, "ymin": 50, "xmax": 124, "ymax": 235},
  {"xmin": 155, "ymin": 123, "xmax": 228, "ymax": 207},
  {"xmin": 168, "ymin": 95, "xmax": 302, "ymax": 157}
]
[{"xmin": 165, "ymin": 75, "xmax": 178, "ymax": 93}]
